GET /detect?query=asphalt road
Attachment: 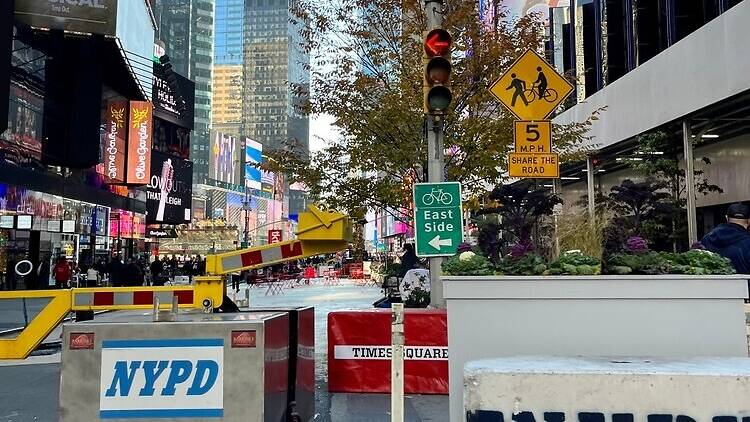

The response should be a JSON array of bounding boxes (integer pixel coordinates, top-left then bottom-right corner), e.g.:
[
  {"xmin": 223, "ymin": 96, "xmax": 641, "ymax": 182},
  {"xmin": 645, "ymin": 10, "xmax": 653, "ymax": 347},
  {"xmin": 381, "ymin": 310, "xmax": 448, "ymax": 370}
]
[
  {"xmin": 0, "ymin": 363, "xmax": 59, "ymax": 421},
  {"xmin": 0, "ymin": 297, "xmax": 51, "ymax": 332}
]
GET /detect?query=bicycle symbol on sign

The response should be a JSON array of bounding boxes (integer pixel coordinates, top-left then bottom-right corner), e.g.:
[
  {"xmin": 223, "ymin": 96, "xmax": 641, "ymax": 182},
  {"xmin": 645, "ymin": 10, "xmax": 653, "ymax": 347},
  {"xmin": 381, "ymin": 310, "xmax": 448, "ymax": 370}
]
[
  {"xmin": 421, "ymin": 188, "xmax": 454, "ymax": 206},
  {"xmin": 506, "ymin": 67, "xmax": 559, "ymax": 107}
]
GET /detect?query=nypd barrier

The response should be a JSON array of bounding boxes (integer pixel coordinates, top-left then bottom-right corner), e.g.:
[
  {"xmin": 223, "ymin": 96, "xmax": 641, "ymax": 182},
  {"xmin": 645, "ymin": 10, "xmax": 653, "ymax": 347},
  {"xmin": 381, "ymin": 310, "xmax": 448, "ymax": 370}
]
[
  {"xmin": 59, "ymin": 312, "xmax": 290, "ymax": 421},
  {"xmin": 464, "ymin": 357, "xmax": 750, "ymax": 422}
]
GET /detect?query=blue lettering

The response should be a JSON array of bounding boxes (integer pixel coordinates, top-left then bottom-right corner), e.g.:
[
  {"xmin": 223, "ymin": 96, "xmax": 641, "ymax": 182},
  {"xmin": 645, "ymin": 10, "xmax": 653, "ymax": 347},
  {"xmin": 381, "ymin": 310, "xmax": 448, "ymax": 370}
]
[
  {"xmin": 187, "ymin": 360, "xmax": 219, "ymax": 395},
  {"xmin": 161, "ymin": 360, "xmax": 193, "ymax": 396},
  {"xmin": 139, "ymin": 360, "xmax": 169, "ymax": 397},
  {"xmin": 105, "ymin": 360, "xmax": 142, "ymax": 397}
]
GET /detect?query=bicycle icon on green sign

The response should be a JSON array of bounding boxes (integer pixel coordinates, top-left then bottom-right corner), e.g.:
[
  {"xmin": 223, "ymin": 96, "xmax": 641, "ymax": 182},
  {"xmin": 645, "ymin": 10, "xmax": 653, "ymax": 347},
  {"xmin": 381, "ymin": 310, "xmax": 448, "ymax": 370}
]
[{"xmin": 421, "ymin": 188, "xmax": 454, "ymax": 206}]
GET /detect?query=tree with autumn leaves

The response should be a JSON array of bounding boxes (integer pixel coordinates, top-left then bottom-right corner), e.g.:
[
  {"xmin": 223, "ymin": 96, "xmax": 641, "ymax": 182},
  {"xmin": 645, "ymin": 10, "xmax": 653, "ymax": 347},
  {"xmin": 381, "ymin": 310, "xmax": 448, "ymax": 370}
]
[{"xmin": 265, "ymin": 0, "xmax": 596, "ymax": 221}]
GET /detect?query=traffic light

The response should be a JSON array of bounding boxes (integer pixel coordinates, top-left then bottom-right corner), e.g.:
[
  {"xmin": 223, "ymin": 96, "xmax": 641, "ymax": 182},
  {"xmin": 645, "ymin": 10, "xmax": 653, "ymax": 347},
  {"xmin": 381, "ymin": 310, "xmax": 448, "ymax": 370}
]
[{"xmin": 423, "ymin": 28, "xmax": 452, "ymax": 115}]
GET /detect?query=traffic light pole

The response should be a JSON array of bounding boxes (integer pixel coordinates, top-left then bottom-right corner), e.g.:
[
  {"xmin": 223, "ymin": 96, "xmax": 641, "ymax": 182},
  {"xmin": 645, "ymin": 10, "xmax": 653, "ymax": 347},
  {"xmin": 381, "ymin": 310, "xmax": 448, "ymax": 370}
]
[
  {"xmin": 427, "ymin": 116, "xmax": 446, "ymax": 309},
  {"xmin": 425, "ymin": 0, "xmax": 446, "ymax": 309}
]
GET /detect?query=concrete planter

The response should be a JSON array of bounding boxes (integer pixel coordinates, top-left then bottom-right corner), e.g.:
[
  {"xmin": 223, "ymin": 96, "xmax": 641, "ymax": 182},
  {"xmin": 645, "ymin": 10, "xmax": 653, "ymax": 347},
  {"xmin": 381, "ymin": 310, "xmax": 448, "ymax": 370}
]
[{"xmin": 443, "ymin": 275, "xmax": 749, "ymax": 422}]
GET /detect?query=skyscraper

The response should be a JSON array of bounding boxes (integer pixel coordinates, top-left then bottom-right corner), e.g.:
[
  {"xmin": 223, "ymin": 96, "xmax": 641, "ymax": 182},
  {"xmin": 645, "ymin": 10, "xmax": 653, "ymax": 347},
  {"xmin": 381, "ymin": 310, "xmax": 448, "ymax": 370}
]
[
  {"xmin": 152, "ymin": 0, "xmax": 214, "ymax": 185},
  {"xmin": 243, "ymin": 0, "xmax": 309, "ymax": 153},
  {"xmin": 215, "ymin": 0, "xmax": 245, "ymax": 65},
  {"xmin": 212, "ymin": 0, "xmax": 244, "ymax": 136}
]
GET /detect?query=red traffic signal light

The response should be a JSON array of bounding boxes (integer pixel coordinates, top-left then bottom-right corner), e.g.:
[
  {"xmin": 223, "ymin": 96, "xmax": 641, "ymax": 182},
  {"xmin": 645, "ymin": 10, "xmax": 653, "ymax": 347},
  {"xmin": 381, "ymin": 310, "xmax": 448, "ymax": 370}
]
[
  {"xmin": 423, "ymin": 29, "xmax": 452, "ymax": 115},
  {"xmin": 424, "ymin": 29, "xmax": 452, "ymax": 57}
]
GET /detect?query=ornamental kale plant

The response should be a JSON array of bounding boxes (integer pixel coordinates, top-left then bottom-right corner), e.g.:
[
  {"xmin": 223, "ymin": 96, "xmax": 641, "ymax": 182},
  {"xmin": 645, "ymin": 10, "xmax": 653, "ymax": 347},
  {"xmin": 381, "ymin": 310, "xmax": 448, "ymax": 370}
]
[{"xmin": 624, "ymin": 236, "xmax": 649, "ymax": 254}]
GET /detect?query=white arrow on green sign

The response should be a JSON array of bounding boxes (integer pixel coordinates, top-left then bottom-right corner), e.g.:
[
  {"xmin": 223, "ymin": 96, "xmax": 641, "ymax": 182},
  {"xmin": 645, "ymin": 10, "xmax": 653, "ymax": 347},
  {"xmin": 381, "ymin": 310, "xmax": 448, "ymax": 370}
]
[{"xmin": 413, "ymin": 182, "xmax": 463, "ymax": 257}]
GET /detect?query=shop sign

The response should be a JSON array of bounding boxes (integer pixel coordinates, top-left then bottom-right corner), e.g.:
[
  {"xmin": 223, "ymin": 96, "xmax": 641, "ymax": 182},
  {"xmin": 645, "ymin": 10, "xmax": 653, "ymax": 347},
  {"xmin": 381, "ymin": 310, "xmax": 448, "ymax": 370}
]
[
  {"xmin": 14, "ymin": 0, "xmax": 118, "ymax": 36},
  {"xmin": 126, "ymin": 101, "xmax": 153, "ymax": 185},
  {"xmin": 104, "ymin": 101, "xmax": 128, "ymax": 183},
  {"xmin": 99, "ymin": 338, "xmax": 224, "ymax": 419},
  {"xmin": 147, "ymin": 227, "xmax": 178, "ymax": 239},
  {"xmin": 146, "ymin": 151, "xmax": 193, "ymax": 225},
  {"xmin": 268, "ymin": 229, "xmax": 283, "ymax": 244}
]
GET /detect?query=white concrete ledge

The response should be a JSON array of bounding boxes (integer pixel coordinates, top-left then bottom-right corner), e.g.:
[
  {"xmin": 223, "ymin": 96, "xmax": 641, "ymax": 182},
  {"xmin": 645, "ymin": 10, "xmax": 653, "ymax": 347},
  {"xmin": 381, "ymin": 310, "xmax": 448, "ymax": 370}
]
[{"xmin": 443, "ymin": 275, "xmax": 750, "ymax": 300}]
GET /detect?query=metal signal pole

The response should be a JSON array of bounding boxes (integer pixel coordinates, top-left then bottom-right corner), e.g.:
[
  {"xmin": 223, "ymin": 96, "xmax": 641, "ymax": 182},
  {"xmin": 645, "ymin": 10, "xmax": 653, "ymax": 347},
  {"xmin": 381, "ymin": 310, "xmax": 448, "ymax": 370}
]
[{"xmin": 425, "ymin": 0, "xmax": 446, "ymax": 309}]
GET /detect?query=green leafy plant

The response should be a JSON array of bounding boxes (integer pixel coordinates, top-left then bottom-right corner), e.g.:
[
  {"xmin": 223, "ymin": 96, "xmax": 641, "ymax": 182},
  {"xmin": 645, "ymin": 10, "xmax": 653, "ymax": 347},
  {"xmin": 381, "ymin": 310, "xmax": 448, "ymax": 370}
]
[
  {"xmin": 496, "ymin": 253, "xmax": 547, "ymax": 276},
  {"xmin": 545, "ymin": 251, "xmax": 601, "ymax": 275},
  {"xmin": 442, "ymin": 253, "xmax": 493, "ymax": 276},
  {"xmin": 659, "ymin": 250, "xmax": 736, "ymax": 275},
  {"xmin": 605, "ymin": 252, "xmax": 671, "ymax": 275}
]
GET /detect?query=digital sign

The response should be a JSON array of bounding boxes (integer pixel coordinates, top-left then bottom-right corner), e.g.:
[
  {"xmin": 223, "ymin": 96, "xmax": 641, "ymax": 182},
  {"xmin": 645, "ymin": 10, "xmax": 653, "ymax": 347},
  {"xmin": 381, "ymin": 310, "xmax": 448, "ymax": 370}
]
[
  {"xmin": 104, "ymin": 101, "xmax": 128, "ymax": 183},
  {"xmin": 126, "ymin": 101, "xmax": 153, "ymax": 185},
  {"xmin": 152, "ymin": 63, "xmax": 195, "ymax": 130},
  {"xmin": 146, "ymin": 151, "xmax": 193, "ymax": 225}
]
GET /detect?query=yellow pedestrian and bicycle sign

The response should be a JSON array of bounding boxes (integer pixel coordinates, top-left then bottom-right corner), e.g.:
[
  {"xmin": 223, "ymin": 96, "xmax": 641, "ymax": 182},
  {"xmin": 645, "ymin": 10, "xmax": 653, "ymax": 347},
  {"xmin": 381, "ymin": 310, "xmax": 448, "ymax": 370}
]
[
  {"xmin": 489, "ymin": 49, "xmax": 573, "ymax": 120},
  {"xmin": 489, "ymin": 48, "xmax": 571, "ymax": 179}
]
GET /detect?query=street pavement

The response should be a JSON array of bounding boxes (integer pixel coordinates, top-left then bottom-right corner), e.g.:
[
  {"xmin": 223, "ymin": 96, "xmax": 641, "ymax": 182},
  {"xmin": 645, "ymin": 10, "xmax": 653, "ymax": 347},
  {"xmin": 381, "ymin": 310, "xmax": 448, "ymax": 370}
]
[{"xmin": 0, "ymin": 279, "xmax": 449, "ymax": 421}]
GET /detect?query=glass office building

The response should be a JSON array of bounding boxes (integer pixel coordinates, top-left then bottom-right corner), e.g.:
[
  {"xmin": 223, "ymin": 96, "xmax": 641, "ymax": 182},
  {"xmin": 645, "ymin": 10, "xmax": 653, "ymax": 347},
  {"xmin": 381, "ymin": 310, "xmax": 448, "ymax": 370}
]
[
  {"xmin": 152, "ymin": 0, "xmax": 215, "ymax": 186},
  {"xmin": 215, "ymin": 0, "xmax": 245, "ymax": 65},
  {"xmin": 243, "ymin": 0, "xmax": 309, "ymax": 153}
]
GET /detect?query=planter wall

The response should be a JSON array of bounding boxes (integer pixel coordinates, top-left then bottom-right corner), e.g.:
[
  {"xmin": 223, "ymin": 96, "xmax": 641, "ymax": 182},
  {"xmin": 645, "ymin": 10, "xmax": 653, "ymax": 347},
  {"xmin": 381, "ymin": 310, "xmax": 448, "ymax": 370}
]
[{"xmin": 443, "ymin": 275, "xmax": 749, "ymax": 422}]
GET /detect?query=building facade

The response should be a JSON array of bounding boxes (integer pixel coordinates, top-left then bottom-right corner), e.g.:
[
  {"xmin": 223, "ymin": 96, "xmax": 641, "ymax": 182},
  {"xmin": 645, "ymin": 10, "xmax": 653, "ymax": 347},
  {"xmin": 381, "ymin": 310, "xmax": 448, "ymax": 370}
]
[
  {"xmin": 211, "ymin": 64, "xmax": 243, "ymax": 129},
  {"xmin": 152, "ymin": 0, "xmax": 215, "ymax": 186},
  {"xmin": 215, "ymin": 0, "xmax": 245, "ymax": 65},
  {"xmin": 1, "ymin": 1, "xmax": 157, "ymax": 287},
  {"xmin": 550, "ymin": 1, "xmax": 750, "ymax": 241},
  {"xmin": 243, "ymin": 0, "xmax": 310, "ymax": 153}
]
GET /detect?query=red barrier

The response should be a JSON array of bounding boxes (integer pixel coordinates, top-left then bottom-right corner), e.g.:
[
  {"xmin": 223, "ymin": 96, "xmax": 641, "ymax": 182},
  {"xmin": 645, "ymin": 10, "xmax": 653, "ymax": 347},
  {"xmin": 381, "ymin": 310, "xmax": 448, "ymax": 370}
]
[{"xmin": 328, "ymin": 309, "xmax": 448, "ymax": 394}]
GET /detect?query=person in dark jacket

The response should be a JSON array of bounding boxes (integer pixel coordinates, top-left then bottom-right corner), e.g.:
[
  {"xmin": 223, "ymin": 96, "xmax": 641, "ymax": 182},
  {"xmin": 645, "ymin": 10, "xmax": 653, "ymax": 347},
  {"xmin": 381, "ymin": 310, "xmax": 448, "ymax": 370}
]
[
  {"xmin": 398, "ymin": 243, "xmax": 420, "ymax": 278},
  {"xmin": 701, "ymin": 203, "xmax": 750, "ymax": 274}
]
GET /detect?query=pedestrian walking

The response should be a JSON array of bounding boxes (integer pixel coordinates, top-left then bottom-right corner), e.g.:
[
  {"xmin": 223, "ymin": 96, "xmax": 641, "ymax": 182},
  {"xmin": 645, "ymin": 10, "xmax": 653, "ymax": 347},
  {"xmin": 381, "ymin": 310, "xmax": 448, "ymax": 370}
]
[
  {"xmin": 5, "ymin": 256, "xmax": 16, "ymax": 290},
  {"xmin": 37, "ymin": 256, "xmax": 50, "ymax": 289},
  {"xmin": 150, "ymin": 257, "xmax": 165, "ymax": 286},
  {"xmin": 85, "ymin": 265, "xmax": 101, "ymax": 288},
  {"xmin": 52, "ymin": 257, "xmax": 71, "ymax": 289},
  {"xmin": 700, "ymin": 202, "xmax": 750, "ymax": 273}
]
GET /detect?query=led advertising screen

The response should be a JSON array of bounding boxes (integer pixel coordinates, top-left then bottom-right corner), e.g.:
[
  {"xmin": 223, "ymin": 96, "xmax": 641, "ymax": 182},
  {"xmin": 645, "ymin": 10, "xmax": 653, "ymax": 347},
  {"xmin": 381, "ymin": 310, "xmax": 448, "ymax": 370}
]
[
  {"xmin": 103, "ymin": 100, "xmax": 128, "ymax": 183},
  {"xmin": 209, "ymin": 132, "xmax": 241, "ymax": 185},
  {"xmin": 146, "ymin": 151, "xmax": 193, "ymax": 225},
  {"xmin": 152, "ymin": 63, "xmax": 195, "ymax": 131},
  {"xmin": 245, "ymin": 138, "xmax": 262, "ymax": 190},
  {"xmin": 126, "ymin": 101, "xmax": 153, "ymax": 185},
  {"xmin": 14, "ymin": 0, "xmax": 118, "ymax": 35},
  {"xmin": 0, "ymin": 84, "xmax": 43, "ymax": 167}
]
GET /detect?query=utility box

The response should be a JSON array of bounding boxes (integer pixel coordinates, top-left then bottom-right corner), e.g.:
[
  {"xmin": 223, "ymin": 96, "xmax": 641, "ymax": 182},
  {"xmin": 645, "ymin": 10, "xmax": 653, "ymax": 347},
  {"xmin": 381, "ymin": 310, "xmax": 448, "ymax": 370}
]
[
  {"xmin": 247, "ymin": 307, "xmax": 315, "ymax": 422},
  {"xmin": 59, "ymin": 312, "xmax": 289, "ymax": 422}
]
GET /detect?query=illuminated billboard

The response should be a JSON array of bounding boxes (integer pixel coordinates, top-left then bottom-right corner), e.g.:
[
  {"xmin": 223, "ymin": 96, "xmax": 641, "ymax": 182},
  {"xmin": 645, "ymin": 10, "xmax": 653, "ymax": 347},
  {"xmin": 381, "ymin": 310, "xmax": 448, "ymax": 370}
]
[
  {"xmin": 126, "ymin": 101, "xmax": 153, "ymax": 185},
  {"xmin": 209, "ymin": 132, "xmax": 241, "ymax": 185},
  {"xmin": 146, "ymin": 151, "xmax": 193, "ymax": 225},
  {"xmin": 103, "ymin": 101, "xmax": 128, "ymax": 183},
  {"xmin": 245, "ymin": 138, "xmax": 262, "ymax": 190}
]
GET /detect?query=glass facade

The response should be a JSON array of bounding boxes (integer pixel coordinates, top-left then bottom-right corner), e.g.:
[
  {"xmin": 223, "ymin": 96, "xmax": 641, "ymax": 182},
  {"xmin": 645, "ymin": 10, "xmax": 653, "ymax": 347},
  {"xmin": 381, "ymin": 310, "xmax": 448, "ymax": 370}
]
[
  {"xmin": 243, "ymin": 0, "xmax": 309, "ymax": 153},
  {"xmin": 215, "ymin": 0, "xmax": 245, "ymax": 65},
  {"xmin": 153, "ymin": 0, "xmax": 214, "ymax": 186}
]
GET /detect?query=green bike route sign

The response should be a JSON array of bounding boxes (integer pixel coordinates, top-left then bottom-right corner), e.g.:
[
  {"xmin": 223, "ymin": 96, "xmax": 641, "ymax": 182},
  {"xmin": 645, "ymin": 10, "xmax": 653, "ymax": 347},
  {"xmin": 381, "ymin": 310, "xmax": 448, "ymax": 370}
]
[{"xmin": 413, "ymin": 182, "xmax": 463, "ymax": 257}]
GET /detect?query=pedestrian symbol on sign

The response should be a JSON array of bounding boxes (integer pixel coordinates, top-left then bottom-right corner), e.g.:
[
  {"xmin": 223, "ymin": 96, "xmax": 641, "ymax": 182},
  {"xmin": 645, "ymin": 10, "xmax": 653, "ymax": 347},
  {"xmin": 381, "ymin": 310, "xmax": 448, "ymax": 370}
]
[{"xmin": 489, "ymin": 49, "xmax": 574, "ymax": 120}]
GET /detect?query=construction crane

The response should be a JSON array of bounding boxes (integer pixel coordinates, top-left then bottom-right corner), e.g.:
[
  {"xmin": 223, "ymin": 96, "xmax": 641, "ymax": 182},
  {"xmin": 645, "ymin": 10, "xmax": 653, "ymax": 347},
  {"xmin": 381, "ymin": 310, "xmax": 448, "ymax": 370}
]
[{"xmin": 0, "ymin": 205, "xmax": 352, "ymax": 359}]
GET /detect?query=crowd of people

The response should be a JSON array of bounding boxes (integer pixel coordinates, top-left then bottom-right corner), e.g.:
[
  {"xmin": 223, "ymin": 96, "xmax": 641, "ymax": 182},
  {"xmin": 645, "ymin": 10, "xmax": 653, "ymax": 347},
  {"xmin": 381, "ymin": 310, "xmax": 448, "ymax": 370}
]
[{"xmin": 1, "ymin": 253, "xmax": 209, "ymax": 290}]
